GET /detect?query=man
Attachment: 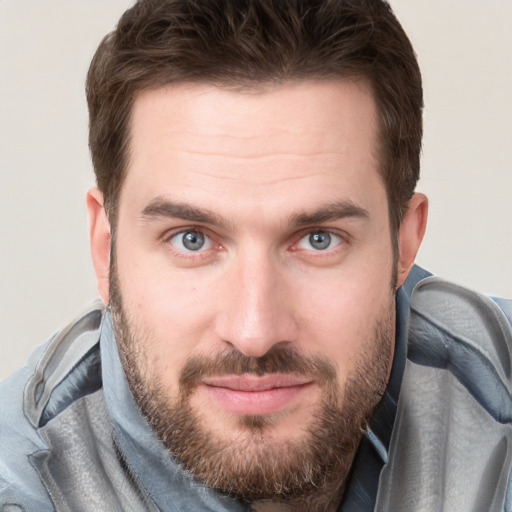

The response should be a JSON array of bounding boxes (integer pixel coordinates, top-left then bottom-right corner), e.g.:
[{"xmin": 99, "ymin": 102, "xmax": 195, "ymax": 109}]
[{"xmin": 1, "ymin": 0, "xmax": 511, "ymax": 511}]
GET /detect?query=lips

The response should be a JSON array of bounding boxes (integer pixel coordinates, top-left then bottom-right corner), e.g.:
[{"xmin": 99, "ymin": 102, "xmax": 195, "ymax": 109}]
[{"xmin": 200, "ymin": 374, "xmax": 313, "ymax": 415}]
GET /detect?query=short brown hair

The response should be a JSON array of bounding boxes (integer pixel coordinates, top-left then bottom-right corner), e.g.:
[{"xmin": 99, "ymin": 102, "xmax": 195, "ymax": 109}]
[{"xmin": 87, "ymin": 0, "xmax": 422, "ymax": 231}]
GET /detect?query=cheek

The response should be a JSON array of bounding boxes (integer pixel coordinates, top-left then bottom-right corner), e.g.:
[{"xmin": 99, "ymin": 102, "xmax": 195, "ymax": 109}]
[
  {"xmin": 291, "ymin": 263, "xmax": 394, "ymax": 371},
  {"xmin": 116, "ymin": 253, "xmax": 223, "ymax": 372}
]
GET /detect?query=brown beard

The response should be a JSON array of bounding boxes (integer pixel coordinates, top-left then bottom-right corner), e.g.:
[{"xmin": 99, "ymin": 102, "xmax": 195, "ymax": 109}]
[{"xmin": 109, "ymin": 265, "xmax": 393, "ymax": 510}]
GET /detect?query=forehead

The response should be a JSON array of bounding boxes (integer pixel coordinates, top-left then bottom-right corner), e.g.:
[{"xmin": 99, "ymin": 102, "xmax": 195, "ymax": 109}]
[
  {"xmin": 122, "ymin": 80, "xmax": 384, "ymax": 218},
  {"xmin": 129, "ymin": 79, "xmax": 379, "ymax": 160}
]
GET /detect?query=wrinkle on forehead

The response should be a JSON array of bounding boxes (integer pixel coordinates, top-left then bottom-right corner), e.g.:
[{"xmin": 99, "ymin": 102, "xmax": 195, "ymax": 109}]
[
  {"xmin": 128, "ymin": 150, "xmax": 376, "ymax": 195},
  {"xmin": 132, "ymin": 145, "xmax": 351, "ymax": 160}
]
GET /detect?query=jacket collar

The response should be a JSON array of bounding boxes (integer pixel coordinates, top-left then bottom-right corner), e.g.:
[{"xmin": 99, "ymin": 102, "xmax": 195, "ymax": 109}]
[{"xmin": 100, "ymin": 313, "xmax": 248, "ymax": 512}]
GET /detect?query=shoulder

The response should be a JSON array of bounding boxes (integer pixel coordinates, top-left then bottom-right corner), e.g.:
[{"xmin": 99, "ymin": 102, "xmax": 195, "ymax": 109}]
[
  {"xmin": 0, "ymin": 361, "xmax": 54, "ymax": 510},
  {"xmin": 408, "ymin": 276, "xmax": 512, "ymax": 416},
  {"xmin": 0, "ymin": 302, "xmax": 105, "ymax": 509},
  {"xmin": 377, "ymin": 273, "xmax": 512, "ymax": 510}
]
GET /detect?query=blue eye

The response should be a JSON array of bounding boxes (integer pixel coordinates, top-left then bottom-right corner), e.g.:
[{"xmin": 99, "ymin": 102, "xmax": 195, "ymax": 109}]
[
  {"xmin": 297, "ymin": 231, "xmax": 342, "ymax": 251},
  {"xmin": 169, "ymin": 230, "xmax": 212, "ymax": 252}
]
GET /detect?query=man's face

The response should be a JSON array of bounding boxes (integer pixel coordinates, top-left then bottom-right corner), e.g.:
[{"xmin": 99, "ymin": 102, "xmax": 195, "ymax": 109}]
[{"xmin": 109, "ymin": 80, "xmax": 397, "ymax": 505}]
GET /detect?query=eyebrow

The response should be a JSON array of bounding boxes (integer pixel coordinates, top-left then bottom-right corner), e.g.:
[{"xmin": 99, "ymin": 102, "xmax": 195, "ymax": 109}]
[
  {"xmin": 140, "ymin": 197, "xmax": 369, "ymax": 228},
  {"xmin": 290, "ymin": 201, "xmax": 370, "ymax": 227},
  {"xmin": 140, "ymin": 197, "xmax": 229, "ymax": 228}
]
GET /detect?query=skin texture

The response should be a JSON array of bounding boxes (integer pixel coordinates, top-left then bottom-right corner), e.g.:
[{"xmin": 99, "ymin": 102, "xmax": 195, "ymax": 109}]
[{"xmin": 87, "ymin": 80, "xmax": 427, "ymax": 510}]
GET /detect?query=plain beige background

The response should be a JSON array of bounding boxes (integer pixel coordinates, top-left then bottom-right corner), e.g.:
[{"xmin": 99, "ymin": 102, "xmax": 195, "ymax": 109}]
[{"xmin": 1, "ymin": 0, "xmax": 511, "ymax": 380}]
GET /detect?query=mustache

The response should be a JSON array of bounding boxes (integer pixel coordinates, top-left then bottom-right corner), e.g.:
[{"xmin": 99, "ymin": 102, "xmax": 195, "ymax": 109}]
[{"xmin": 179, "ymin": 345, "xmax": 337, "ymax": 393}]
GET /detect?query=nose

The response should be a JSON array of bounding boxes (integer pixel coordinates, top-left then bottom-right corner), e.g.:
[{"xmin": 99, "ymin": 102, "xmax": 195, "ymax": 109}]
[{"xmin": 214, "ymin": 250, "xmax": 298, "ymax": 358}]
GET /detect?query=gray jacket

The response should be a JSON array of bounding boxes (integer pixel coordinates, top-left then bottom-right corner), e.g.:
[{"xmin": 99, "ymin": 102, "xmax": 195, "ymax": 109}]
[{"xmin": 1, "ymin": 266, "xmax": 512, "ymax": 511}]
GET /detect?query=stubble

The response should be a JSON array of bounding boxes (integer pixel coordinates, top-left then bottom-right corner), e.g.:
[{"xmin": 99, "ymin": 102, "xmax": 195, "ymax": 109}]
[{"xmin": 109, "ymin": 265, "xmax": 393, "ymax": 510}]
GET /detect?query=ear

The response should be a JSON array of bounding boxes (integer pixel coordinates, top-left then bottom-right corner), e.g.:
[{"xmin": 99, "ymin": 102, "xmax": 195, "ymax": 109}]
[
  {"xmin": 396, "ymin": 193, "xmax": 428, "ymax": 288},
  {"xmin": 86, "ymin": 188, "xmax": 111, "ymax": 304}
]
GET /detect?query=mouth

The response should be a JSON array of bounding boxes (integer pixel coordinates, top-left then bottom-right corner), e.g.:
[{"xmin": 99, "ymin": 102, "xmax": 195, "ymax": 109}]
[{"xmin": 200, "ymin": 374, "xmax": 314, "ymax": 416}]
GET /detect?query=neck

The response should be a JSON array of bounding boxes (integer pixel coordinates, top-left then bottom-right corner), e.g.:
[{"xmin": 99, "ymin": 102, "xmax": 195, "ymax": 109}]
[{"xmin": 251, "ymin": 480, "xmax": 345, "ymax": 512}]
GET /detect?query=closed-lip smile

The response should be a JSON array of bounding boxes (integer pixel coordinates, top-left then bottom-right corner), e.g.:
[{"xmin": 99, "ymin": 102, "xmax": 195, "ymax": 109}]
[{"xmin": 200, "ymin": 374, "xmax": 314, "ymax": 415}]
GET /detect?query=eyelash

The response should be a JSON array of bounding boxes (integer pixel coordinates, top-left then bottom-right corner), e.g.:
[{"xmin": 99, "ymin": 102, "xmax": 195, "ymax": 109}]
[
  {"xmin": 163, "ymin": 228, "xmax": 220, "ymax": 261},
  {"xmin": 163, "ymin": 227, "xmax": 349, "ymax": 260},
  {"xmin": 295, "ymin": 231, "xmax": 344, "ymax": 252}
]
